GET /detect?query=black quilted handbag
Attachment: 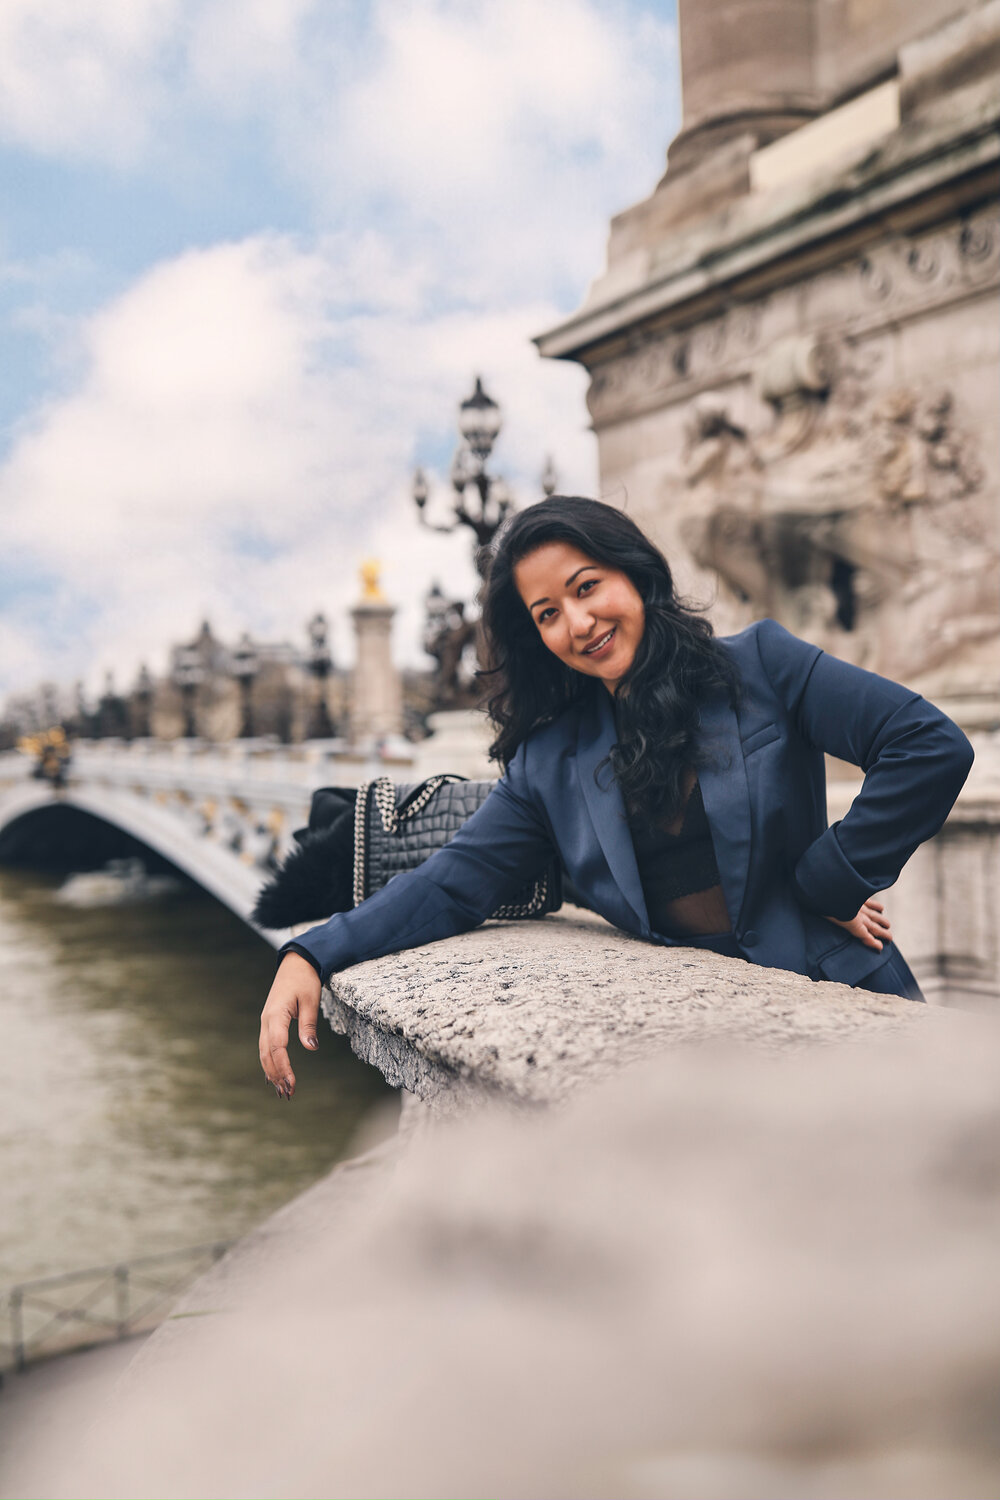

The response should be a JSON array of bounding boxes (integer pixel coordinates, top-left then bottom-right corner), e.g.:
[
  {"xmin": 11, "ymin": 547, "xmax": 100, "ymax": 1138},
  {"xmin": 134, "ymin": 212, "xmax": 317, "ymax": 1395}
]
[
  {"xmin": 355, "ymin": 775, "xmax": 561, "ymax": 918},
  {"xmin": 252, "ymin": 774, "xmax": 561, "ymax": 929}
]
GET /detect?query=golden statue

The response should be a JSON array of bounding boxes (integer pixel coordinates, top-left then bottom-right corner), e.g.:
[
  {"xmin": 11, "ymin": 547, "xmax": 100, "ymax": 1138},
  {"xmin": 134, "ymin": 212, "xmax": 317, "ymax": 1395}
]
[{"xmin": 359, "ymin": 559, "xmax": 386, "ymax": 602}]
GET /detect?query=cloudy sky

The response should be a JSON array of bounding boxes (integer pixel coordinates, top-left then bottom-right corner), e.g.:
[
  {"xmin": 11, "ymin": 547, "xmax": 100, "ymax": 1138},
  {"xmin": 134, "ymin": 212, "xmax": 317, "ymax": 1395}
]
[{"xmin": 0, "ymin": 0, "xmax": 679, "ymax": 702}]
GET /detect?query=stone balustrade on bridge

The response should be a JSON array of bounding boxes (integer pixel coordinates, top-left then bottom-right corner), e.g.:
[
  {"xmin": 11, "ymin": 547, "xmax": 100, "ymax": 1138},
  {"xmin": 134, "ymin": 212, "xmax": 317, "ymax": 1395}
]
[
  {"xmin": 0, "ymin": 738, "xmax": 415, "ymax": 940},
  {"xmin": 1, "ymin": 724, "xmax": 998, "ymax": 1005}
]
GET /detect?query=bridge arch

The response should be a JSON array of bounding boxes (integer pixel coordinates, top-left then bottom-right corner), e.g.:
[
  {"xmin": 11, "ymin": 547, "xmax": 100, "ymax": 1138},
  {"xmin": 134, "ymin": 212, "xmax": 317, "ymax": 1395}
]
[{"xmin": 0, "ymin": 783, "xmax": 282, "ymax": 943}]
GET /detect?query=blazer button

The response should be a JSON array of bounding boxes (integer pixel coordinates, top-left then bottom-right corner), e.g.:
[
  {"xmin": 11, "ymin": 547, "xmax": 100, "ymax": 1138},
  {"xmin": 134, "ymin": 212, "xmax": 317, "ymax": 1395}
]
[{"xmin": 741, "ymin": 930, "xmax": 760, "ymax": 948}]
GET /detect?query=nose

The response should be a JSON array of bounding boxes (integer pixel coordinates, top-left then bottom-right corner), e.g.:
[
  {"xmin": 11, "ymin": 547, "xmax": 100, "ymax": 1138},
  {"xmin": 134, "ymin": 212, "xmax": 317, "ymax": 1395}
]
[{"xmin": 565, "ymin": 598, "xmax": 597, "ymax": 638}]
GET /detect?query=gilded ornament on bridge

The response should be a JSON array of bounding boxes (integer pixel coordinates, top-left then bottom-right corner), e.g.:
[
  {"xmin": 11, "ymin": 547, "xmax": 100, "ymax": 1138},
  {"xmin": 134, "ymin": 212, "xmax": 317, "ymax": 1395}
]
[{"xmin": 359, "ymin": 560, "xmax": 386, "ymax": 603}]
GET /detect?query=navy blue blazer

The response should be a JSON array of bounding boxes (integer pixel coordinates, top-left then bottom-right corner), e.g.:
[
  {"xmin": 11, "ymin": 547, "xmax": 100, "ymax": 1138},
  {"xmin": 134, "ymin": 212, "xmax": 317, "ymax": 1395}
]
[{"xmin": 287, "ymin": 620, "xmax": 974, "ymax": 995}]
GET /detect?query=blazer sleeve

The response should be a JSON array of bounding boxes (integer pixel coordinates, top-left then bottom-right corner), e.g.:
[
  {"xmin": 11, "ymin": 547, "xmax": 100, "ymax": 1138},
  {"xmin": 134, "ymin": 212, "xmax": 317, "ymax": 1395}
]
[
  {"xmin": 754, "ymin": 619, "xmax": 975, "ymax": 920},
  {"xmin": 278, "ymin": 742, "xmax": 556, "ymax": 984}
]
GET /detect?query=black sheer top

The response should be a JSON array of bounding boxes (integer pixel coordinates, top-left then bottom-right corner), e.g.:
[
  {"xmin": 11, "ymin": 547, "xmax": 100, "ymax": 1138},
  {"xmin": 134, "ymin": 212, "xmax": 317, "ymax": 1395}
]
[{"xmin": 625, "ymin": 774, "xmax": 731, "ymax": 937}]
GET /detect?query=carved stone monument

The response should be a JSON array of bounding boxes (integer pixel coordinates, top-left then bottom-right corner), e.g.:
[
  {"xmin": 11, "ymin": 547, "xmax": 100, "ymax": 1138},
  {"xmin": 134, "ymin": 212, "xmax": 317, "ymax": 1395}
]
[
  {"xmin": 350, "ymin": 562, "xmax": 403, "ymax": 746},
  {"xmin": 538, "ymin": 0, "xmax": 1000, "ymax": 1005},
  {"xmin": 538, "ymin": 0, "xmax": 1000, "ymax": 723}
]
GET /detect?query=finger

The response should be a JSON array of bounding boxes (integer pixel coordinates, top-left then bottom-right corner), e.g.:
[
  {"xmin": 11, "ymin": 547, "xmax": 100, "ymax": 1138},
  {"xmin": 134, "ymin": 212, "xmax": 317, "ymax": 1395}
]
[
  {"xmin": 267, "ymin": 1037, "xmax": 295, "ymax": 1097},
  {"xmin": 865, "ymin": 900, "xmax": 885, "ymax": 914},
  {"xmin": 259, "ymin": 1006, "xmax": 288, "ymax": 1074},
  {"xmin": 258, "ymin": 1025, "xmax": 280, "ymax": 1087},
  {"xmin": 296, "ymin": 989, "xmax": 321, "ymax": 1052},
  {"xmin": 259, "ymin": 1053, "xmax": 291, "ymax": 1099},
  {"xmin": 263, "ymin": 1011, "xmax": 295, "ymax": 1096}
]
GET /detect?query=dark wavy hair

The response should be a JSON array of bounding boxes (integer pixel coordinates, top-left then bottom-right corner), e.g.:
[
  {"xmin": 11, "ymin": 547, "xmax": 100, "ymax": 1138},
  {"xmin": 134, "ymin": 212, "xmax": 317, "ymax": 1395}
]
[{"xmin": 480, "ymin": 496, "xmax": 739, "ymax": 822}]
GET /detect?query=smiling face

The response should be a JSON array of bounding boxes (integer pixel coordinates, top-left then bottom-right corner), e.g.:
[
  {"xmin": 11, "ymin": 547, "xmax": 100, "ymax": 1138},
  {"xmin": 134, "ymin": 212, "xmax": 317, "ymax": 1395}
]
[{"xmin": 513, "ymin": 540, "xmax": 646, "ymax": 693}]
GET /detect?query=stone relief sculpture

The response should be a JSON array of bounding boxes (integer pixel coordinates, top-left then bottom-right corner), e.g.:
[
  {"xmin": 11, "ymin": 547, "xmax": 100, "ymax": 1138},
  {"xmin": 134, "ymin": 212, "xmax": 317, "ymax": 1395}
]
[{"xmin": 679, "ymin": 334, "xmax": 998, "ymax": 686}]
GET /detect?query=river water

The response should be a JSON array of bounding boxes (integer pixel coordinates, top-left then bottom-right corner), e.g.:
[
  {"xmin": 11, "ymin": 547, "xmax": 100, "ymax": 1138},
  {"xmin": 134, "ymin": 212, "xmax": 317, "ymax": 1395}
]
[{"xmin": 0, "ymin": 867, "xmax": 394, "ymax": 1285}]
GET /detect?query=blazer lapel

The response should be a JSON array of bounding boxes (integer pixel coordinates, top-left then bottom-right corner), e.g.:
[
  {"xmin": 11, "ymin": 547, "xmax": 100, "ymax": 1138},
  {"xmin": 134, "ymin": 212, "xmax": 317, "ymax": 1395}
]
[
  {"xmin": 697, "ymin": 692, "xmax": 752, "ymax": 934},
  {"xmin": 575, "ymin": 688, "xmax": 649, "ymax": 931}
]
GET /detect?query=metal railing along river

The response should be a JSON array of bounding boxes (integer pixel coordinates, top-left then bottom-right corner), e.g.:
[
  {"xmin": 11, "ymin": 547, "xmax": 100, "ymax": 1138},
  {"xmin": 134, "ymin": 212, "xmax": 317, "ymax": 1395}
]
[{"xmin": 0, "ymin": 1242, "xmax": 232, "ymax": 1374}]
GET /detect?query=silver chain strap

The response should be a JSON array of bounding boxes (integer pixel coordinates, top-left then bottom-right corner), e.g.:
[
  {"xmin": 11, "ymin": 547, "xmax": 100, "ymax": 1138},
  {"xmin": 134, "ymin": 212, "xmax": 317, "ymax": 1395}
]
[
  {"xmin": 492, "ymin": 874, "xmax": 550, "ymax": 919},
  {"xmin": 352, "ymin": 781, "xmax": 371, "ymax": 908}
]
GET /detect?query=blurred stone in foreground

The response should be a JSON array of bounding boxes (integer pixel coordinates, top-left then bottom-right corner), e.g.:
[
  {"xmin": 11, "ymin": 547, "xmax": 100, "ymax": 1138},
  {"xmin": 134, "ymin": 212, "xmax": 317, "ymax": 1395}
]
[{"xmin": 61, "ymin": 1014, "xmax": 1000, "ymax": 1499}]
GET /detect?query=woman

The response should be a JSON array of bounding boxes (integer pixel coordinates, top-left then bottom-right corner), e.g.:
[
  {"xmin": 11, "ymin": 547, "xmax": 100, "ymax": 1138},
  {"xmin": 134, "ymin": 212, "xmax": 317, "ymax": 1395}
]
[{"xmin": 260, "ymin": 498, "xmax": 974, "ymax": 1098}]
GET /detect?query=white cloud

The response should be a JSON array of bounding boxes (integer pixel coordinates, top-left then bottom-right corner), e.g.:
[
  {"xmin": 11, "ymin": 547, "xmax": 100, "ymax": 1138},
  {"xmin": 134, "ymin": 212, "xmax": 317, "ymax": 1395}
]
[
  {"xmin": 0, "ymin": 1, "xmax": 675, "ymax": 298},
  {"xmin": 0, "ymin": 233, "xmax": 594, "ymax": 695},
  {"xmin": 0, "ymin": 0, "xmax": 332, "ymax": 162},
  {"xmin": 312, "ymin": 0, "xmax": 675, "ymax": 297},
  {"xmin": 183, "ymin": 0, "xmax": 322, "ymax": 107},
  {"xmin": 0, "ymin": 0, "xmax": 179, "ymax": 162},
  {"xmin": 0, "ymin": 0, "xmax": 678, "ymax": 701}
]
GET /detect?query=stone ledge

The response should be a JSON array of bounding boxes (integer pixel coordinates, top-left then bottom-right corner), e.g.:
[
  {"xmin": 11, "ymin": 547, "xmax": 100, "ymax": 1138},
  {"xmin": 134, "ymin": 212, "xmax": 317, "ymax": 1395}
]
[
  {"xmin": 62, "ymin": 993, "xmax": 1000, "ymax": 1500},
  {"xmin": 321, "ymin": 910, "xmax": 930, "ymax": 1109}
]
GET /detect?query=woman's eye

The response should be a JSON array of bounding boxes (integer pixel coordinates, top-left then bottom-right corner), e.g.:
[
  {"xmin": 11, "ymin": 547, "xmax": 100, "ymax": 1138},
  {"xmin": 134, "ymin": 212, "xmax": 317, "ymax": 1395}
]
[
  {"xmin": 579, "ymin": 578, "xmax": 598, "ymax": 595},
  {"xmin": 537, "ymin": 607, "xmax": 555, "ymax": 623}
]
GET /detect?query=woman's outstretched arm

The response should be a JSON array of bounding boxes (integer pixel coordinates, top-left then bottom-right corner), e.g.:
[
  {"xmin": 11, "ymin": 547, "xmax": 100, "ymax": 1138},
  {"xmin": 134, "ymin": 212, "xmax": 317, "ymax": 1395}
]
[{"xmin": 259, "ymin": 745, "xmax": 555, "ymax": 1096}]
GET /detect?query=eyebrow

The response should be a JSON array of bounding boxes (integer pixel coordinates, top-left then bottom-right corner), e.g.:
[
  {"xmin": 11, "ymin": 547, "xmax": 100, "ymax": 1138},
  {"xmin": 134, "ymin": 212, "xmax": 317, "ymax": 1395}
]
[{"xmin": 529, "ymin": 565, "xmax": 597, "ymax": 612}]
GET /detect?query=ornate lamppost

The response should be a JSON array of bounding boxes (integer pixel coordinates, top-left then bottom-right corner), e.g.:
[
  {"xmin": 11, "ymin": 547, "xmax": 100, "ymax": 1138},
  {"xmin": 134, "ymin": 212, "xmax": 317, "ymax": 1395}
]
[
  {"xmin": 306, "ymin": 612, "xmax": 335, "ymax": 740},
  {"xmin": 173, "ymin": 643, "xmax": 204, "ymax": 739},
  {"xmin": 413, "ymin": 376, "xmax": 515, "ymax": 577},
  {"xmin": 540, "ymin": 453, "xmax": 558, "ymax": 499},
  {"xmin": 133, "ymin": 663, "xmax": 154, "ymax": 739},
  {"xmin": 412, "ymin": 376, "xmax": 559, "ymax": 574},
  {"xmin": 73, "ymin": 681, "xmax": 93, "ymax": 739},
  {"xmin": 231, "ymin": 632, "xmax": 259, "ymax": 740},
  {"xmin": 411, "ymin": 377, "xmax": 560, "ymax": 708},
  {"xmin": 97, "ymin": 671, "xmax": 128, "ymax": 739}
]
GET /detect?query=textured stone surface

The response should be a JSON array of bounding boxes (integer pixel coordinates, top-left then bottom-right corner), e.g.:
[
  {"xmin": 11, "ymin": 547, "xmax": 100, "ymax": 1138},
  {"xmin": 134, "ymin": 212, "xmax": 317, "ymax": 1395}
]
[
  {"xmin": 320, "ymin": 911, "xmax": 929, "ymax": 1110},
  {"xmin": 58, "ymin": 1010, "xmax": 1000, "ymax": 1499},
  {"xmin": 536, "ymin": 3, "xmax": 1000, "ymax": 722}
]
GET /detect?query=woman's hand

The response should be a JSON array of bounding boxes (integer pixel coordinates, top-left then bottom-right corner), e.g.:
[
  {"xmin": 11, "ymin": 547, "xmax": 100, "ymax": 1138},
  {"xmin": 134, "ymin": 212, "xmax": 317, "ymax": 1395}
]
[
  {"xmin": 825, "ymin": 897, "xmax": 892, "ymax": 951},
  {"xmin": 259, "ymin": 952, "xmax": 322, "ymax": 1100}
]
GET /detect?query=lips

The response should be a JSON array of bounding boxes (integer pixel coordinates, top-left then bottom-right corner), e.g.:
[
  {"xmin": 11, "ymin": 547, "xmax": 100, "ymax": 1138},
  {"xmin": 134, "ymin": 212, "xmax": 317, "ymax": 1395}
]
[{"xmin": 582, "ymin": 626, "xmax": 616, "ymax": 656}]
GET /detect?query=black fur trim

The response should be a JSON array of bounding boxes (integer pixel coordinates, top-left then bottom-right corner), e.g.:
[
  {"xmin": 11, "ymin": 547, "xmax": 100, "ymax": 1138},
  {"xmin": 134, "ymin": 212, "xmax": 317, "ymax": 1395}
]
[{"xmin": 252, "ymin": 809, "xmax": 355, "ymax": 929}]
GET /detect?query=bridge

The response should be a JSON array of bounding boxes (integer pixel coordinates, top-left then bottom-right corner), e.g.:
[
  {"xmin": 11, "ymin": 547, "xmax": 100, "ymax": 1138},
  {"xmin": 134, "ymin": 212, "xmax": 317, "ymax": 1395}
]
[
  {"xmin": 1, "ymin": 725, "xmax": 997, "ymax": 1006},
  {"xmin": 0, "ymin": 739, "xmax": 417, "ymax": 947}
]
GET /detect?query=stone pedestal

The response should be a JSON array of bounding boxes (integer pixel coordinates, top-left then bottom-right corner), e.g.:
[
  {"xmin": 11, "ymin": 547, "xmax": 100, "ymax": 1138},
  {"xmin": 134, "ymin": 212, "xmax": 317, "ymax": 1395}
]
[
  {"xmin": 412, "ymin": 709, "xmax": 495, "ymax": 782},
  {"xmin": 668, "ymin": 0, "xmax": 820, "ymax": 182},
  {"xmin": 350, "ymin": 601, "xmax": 403, "ymax": 747}
]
